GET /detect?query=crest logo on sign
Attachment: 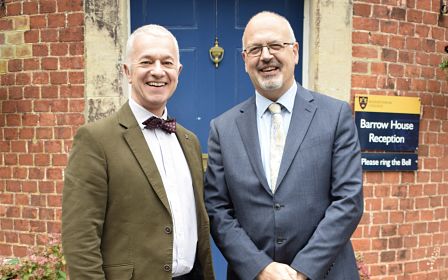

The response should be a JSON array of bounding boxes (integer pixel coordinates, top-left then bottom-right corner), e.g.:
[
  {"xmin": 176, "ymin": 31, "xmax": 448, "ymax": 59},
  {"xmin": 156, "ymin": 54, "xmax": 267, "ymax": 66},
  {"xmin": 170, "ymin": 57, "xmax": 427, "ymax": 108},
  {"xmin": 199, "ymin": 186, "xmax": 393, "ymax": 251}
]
[{"xmin": 359, "ymin": 96, "xmax": 368, "ymax": 110}]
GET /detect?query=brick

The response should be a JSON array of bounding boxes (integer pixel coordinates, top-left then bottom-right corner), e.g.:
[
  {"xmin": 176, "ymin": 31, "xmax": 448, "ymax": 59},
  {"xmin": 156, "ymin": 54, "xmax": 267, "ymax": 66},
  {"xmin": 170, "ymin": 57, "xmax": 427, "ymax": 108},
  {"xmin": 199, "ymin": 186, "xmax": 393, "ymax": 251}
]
[
  {"xmin": 353, "ymin": 17, "xmax": 379, "ymax": 32},
  {"xmin": 382, "ymin": 48, "xmax": 397, "ymax": 62},
  {"xmin": 23, "ymin": 58, "xmax": 40, "ymax": 70},
  {"xmin": 380, "ymin": 21, "xmax": 398, "ymax": 34},
  {"xmin": 41, "ymin": 29, "xmax": 59, "ymax": 42},
  {"xmin": 415, "ymin": 25, "xmax": 430, "ymax": 38},
  {"xmin": 389, "ymin": 36, "xmax": 405, "ymax": 49},
  {"xmin": 69, "ymin": 99, "xmax": 85, "ymax": 112},
  {"xmin": 56, "ymin": 113, "xmax": 84, "ymax": 125},
  {"xmin": 391, "ymin": 7, "xmax": 406, "ymax": 20},
  {"xmin": 352, "ymin": 75, "xmax": 378, "ymax": 88},
  {"xmin": 48, "ymin": 13, "xmax": 65, "ymax": 28},
  {"xmin": 60, "ymin": 85, "xmax": 84, "ymax": 98},
  {"xmin": 23, "ymin": 2, "xmax": 39, "ymax": 15},
  {"xmin": 381, "ymin": 251, "xmax": 396, "ymax": 262},
  {"xmin": 8, "ymin": 59, "xmax": 23, "ymax": 72},
  {"xmin": 47, "ymin": 168, "xmax": 62, "ymax": 180},
  {"xmin": 352, "ymin": 31, "xmax": 369, "ymax": 44},
  {"xmin": 41, "ymin": 85, "xmax": 59, "ymax": 98},
  {"xmin": 19, "ymin": 127, "xmax": 35, "ymax": 139},
  {"xmin": 30, "ymin": 15, "xmax": 47, "ymax": 29},
  {"xmin": 406, "ymin": 37, "xmax": 422, "ymax": 51},
  {"xmin": 28, "ymin": 140, "xmax": 44, "ymax": 153},
  {"xmin": 30, "ymin": 220, "xmax": 46, "ymax": 232},
  {"xmin": 60, "ymin": 27, "xmax": 83, "ymax": 42},
  {"xmin": 0, "ymin": 19, "xmax": 14, "ymax": 31},
  {"xmin": 57, "ymin": 0, "xmax": 83, "ymax": 12},
  {"xmin": 54, "ymin": 127, "xmax": 72, "ymax": 139},
  {"xmin": 399, "ymin": 22, "xmax": 415, "ymax": 36},
  {"xmin": 52, "ymin": 99, "xmax": 68, "ymax": 112},
  {"xmin": 69, "ymin": 42, "xmax": 84, "ymax": 55},
  {"xmin": 1, "ymin": 45, "xmax": 15, "ymax": 59},
  {"xmin": 32, "ymin": 44, "xmax": 49, "ymax": 56},
  {"xmin": 407, "ymin": 9, "xmax": 423, "ymax": 23},
  {"xmin": 52, "ymin": 154, "xmax": 67, "ymax": 166},
  {"xmin": 16, "ymin": 73, "xmax": 31, "ymax": 85},
  {"xmin": 371, "ymin": 62, "xmax": 387, "ymax": 74},
  {"xmin": 422, "ymin": 12, "xmax": 438, "ymax": 25},
  {"xmin": 353, "ymin": 3, "xmax": 371, "ymax": 17},
  {"xmin": 6, "ymin": 32, "xmax": 24, "ymax": 44},
  {"xmin": 422, "ymin": 39, "xmax": 435, "ymax": 52},
  {"xmin": 39, "ymin": 113, "xmax": 57, "ymax": 126},
  {"xmin": 41, "ymin": 57, "xmax": 58, "ymax": 70},
  {"xmin": 6, "ymin": 2, "xmax": 22, "ymax": 16},
  {"xmin": 23, "ymin": 87, "xmax": 39, "ymax": 100},
  {"xmin": 69, "ymin": 71, "xmax": 84, "ymax": 84},
  {"xmin": 40, "ymin": 0, "xmax": 57, "ymax": 13},
  {"xmin": 50, "ymin": 71, "xmax": 67, "ymax": 84},
  {"xmin": 60, "ymin": 57, "xmax": 84, "ymax": 69},
  {"xmin": 373, "ymin": 5, "xmax": 389, "ymax": 18},
  {"xmin": 68, "ymin": 13, "xmax": 84, "ymax": 26},
  {"xmin": 353, "ymin": 45, "xmax": 379, "ymax": 58},
  {"xmin": 36, "ymin": 127, "xmax": 53, "ymax": 139},
  {"xmin": 50, "ymin": 42, "xmax": 68, "ymax": 56},
  {"xmin": 6, "ymin": 114, "xmax": 21, "ymax": 126},
  {"xmin": 32, "ymin": 72, "xmax": 49, "ymax": 84},
  {"xmin": 11, "ymin": 141, "xmax": 26, "ymax": 152},
  {"xmin": 398, "ymin": 51, "xmax": 413, "ymax": 64},
  {"xmin": 388, "ymin": 64, "xmax": 404, "ymax": 77}
]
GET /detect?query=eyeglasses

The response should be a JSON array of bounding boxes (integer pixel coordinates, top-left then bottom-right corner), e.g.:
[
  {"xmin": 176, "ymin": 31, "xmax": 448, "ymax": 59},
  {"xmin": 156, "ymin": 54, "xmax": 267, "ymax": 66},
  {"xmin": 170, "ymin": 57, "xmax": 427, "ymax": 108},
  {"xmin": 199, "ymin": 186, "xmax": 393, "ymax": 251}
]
[{"xmin": 243, "ymin": 42, "xmax": 294, "ymax": 57}]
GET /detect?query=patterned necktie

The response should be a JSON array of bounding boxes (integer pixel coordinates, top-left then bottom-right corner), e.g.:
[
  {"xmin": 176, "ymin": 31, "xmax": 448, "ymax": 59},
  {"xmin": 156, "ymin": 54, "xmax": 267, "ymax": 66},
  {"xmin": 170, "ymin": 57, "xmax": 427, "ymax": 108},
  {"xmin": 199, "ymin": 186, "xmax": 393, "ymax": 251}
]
[
  {"xmin": 142, "ymin": 116, "xmax": 176, "ymax": 133},
  {"xmin": 268, "ymin": 103, "xmax": 285, "ymax": 192}
]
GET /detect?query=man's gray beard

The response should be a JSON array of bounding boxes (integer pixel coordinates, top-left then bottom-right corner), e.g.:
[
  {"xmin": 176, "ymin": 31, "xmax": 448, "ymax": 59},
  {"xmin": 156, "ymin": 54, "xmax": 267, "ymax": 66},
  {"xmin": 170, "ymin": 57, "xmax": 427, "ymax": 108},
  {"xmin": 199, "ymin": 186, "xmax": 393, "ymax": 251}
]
[{"xmin": 259, "ymin": 76, "xmax": 283, "ymax": 91}]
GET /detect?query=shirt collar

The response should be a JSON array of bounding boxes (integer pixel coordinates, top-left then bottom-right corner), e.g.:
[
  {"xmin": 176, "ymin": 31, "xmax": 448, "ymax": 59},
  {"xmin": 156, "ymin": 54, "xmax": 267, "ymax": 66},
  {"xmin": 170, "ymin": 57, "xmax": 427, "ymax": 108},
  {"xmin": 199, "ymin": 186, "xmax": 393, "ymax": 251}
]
[
  {"xmin": 255, "ymin": 81, "xmax": 297, "ymax": 119},
  {"xmin": 129, "ymin": 97, "xmax": 168, "ymax": 130}
]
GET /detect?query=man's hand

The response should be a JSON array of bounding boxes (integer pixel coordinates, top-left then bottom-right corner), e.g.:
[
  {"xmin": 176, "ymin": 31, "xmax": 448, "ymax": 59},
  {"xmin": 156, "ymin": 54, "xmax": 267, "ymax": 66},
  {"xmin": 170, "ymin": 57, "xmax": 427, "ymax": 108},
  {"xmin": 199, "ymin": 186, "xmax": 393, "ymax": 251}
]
[
  {"xmin": 285, "ymin": 268, "xmax": 307, "ymax": 280},
  {"xmin": 257, "ymin": 262, "xmax": 296, "ymax": 280}
]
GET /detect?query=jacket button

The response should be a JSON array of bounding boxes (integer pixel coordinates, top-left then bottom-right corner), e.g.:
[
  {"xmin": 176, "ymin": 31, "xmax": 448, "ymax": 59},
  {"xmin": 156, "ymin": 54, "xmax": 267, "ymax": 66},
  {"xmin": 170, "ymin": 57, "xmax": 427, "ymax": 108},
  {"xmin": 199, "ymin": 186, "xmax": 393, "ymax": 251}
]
[
  {"xmin": 274, "ymin": 203, "xmax": 281, "ymax": 210},
  {"xmin": 276, "ymin": 238, "xmax": 285, "ymax": 244},
  {"xmin": 163, "ymin": 264, "xmax": 171, "ymax": 272},
  {"xmin": 164, "ymin": 226, "xmax": 172, "ymax": 234}
]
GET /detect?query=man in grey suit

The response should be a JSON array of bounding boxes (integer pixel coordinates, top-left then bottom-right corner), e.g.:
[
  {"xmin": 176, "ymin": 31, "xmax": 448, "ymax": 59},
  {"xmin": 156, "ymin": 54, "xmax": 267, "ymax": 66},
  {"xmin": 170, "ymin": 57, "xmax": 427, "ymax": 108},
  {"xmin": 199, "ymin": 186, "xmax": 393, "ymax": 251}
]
[{"xmin": 204, "ymin": 11, "xmax": 363, "ymax": 280}]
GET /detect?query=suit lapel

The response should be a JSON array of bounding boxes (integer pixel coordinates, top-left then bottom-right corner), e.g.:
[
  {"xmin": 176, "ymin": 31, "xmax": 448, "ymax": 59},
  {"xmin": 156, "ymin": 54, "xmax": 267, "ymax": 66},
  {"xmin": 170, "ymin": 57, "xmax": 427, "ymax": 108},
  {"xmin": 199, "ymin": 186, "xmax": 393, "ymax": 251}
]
[
  {"xmin": 276, "ymin": 85, "xmax": 317, "ymax": 189},
  {"xmin": 118, "ymin": 103, "xmax": 171, "ymax": 213},
  {"xmin": 236, "ymin": 98, "xmax": 271, "ymax": 195}
]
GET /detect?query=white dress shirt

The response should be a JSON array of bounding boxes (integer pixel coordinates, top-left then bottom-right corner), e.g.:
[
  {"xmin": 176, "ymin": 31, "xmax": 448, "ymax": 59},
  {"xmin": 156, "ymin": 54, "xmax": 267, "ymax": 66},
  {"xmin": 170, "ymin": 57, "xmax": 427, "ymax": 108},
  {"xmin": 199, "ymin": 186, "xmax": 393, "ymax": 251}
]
[
  {"xmin": 129, "ymin": 97, "xmax": 198, "ymax": 277},
  {"xmin": 256, "ymin": 82, "xmax": 297, "ymax": 190}
]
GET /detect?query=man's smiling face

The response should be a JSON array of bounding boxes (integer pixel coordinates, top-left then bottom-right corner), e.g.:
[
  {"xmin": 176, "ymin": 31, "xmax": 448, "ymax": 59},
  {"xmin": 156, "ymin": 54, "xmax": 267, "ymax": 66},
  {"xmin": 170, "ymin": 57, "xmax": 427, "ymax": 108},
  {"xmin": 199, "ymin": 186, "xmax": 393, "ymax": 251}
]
[{"xmin": 124, "ymin": 33, "xmax": 182, "ymax": 116}]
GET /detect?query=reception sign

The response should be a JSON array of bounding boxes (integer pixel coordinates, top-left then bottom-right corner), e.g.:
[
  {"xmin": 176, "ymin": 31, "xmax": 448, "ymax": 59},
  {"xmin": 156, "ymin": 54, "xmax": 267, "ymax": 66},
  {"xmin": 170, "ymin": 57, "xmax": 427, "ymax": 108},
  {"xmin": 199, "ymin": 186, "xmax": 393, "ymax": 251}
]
[
  {"xmin": 354, "ymin": 95, "xmax": 420, "ymax": 171},
  {"xmin": 354, "ymin": 95, "xmax": 420, "ymax": 152}
]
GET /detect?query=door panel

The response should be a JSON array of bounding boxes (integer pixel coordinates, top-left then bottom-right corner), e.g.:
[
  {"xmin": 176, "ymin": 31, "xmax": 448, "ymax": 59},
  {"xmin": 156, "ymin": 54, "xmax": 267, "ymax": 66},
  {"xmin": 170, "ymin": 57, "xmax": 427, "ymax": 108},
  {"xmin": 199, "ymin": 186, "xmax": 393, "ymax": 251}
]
[
  {"xmin": 131, "ymin": 0, "xmax": 303, "ymax": 150},
  {"xmin": 131, "ymin": 1, "xmax": 304, "ymax": 279}
]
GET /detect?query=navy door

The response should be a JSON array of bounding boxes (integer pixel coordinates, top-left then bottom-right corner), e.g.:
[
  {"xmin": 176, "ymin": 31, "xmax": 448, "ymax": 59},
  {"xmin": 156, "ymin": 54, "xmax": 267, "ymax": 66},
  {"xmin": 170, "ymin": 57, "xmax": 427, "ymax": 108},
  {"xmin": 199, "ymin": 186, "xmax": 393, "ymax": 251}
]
[{"xmin": 131, "ymin": 1, "xmax": 304, "ymax": 279}]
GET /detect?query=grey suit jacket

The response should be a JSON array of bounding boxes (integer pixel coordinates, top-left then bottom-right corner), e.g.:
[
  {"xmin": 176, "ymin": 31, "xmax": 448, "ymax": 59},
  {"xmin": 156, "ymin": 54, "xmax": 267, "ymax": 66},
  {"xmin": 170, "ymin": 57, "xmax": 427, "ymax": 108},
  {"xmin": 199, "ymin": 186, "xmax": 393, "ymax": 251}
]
[
  {"xmin": 62, "ymin": 102, "xmax": 215, "ymax": 280},
  {"xmin": 204, "ymin": 84, "xmax": 363, "ymax": 280}
]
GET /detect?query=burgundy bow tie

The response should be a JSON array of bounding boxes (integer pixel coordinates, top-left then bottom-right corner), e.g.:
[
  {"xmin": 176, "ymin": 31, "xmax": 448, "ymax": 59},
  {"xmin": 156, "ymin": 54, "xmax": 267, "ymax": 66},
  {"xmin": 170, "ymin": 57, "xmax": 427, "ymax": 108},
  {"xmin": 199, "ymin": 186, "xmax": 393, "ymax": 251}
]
[{"xmin": 143, "ymin": 116, "xmax": 176, "ymax": 134}]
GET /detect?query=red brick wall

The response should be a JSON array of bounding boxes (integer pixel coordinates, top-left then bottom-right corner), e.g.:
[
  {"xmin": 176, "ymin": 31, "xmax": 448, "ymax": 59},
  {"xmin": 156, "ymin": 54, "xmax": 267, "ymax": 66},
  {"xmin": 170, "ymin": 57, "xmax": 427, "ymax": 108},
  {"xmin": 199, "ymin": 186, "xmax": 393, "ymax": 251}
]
[
  {"xmin": 352, "ymin": 0, "xmax": 448, "ymax": 279},
  {"xmin": 0, "ymin": 0, "xmax": 84, "ymax": 257}
]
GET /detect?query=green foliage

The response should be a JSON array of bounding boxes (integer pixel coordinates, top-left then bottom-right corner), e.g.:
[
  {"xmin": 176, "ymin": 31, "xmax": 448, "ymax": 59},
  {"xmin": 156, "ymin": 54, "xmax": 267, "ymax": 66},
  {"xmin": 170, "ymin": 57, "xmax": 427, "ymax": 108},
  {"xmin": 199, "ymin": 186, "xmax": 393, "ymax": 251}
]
[
  {"xmin": 439, "ymin": 59, "xmax": 448, "ymax": 70},
  {"xmin": 0, "ymin": 235, "xmax": 66, "ymax": 280}
]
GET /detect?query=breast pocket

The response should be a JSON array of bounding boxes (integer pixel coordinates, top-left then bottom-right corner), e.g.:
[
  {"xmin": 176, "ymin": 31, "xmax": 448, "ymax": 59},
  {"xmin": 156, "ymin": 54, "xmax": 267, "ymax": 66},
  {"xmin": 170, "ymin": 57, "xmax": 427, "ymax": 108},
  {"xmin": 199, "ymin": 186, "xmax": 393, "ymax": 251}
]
[{"xmin": 103, "ymin": 263, "xmax": 134, "ymax": 280}]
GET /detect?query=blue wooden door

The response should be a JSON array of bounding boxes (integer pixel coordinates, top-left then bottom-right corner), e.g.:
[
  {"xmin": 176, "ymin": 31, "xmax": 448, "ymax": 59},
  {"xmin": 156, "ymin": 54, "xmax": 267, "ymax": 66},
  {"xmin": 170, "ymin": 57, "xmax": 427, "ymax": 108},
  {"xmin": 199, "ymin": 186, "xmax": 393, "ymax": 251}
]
[{"xmin": 131, "ymin": 1, "xmax": 304, "ymax": 279}]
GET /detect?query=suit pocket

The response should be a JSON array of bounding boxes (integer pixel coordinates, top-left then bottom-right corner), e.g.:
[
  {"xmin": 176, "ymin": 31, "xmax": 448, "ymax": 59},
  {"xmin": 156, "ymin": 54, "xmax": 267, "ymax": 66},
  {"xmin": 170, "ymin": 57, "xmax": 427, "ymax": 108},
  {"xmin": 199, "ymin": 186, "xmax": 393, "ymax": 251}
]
[{"xmin": 103, "ymin": 263, "xmax": 134, "ymax": 280}]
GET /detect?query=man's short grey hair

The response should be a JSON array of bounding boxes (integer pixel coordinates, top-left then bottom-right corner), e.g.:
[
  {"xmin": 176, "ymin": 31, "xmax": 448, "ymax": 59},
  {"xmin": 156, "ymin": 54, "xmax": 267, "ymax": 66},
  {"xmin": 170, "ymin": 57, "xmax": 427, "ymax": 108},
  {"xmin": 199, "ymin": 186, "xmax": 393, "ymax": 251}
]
[
  {"xmin": 242, "ymin": 11, "xmax": 296, "ymax": 50},
  {"xmin": 124, "ymin": 24, "xmax": 180, "ymax": 64}
]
